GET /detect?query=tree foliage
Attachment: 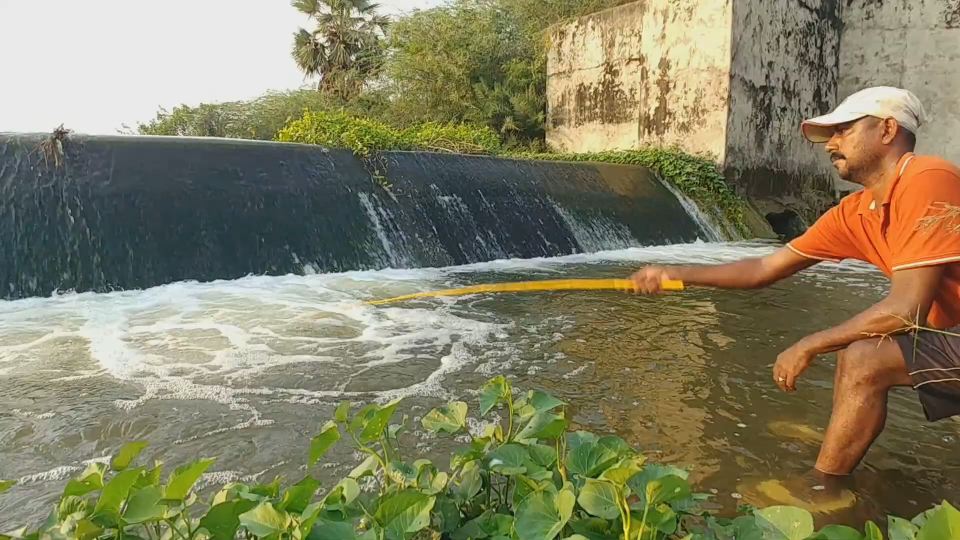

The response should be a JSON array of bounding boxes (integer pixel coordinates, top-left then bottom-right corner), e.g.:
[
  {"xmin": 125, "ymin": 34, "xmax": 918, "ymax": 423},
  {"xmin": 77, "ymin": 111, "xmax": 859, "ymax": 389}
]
[{"xmin": 291, "ymin": 0, "xmax": 389, "ymax": 99}]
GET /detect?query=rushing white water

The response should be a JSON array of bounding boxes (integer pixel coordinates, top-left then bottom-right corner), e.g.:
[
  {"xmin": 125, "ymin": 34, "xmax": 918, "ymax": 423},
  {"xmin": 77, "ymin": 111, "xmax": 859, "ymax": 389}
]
[
  {"xmin": 655, "ymin": 176, "xmax": 733, "ymax": 242},
  {"xmin": 1, "ymin": 242, "xmax": 906, "ymax": 526}
]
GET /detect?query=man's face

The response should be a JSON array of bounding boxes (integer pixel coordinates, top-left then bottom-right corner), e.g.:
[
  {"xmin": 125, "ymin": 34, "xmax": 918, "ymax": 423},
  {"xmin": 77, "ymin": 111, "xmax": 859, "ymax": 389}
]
[{"xmin": 823, "ymin": 117, "xmax": 886, "ymax": 182}]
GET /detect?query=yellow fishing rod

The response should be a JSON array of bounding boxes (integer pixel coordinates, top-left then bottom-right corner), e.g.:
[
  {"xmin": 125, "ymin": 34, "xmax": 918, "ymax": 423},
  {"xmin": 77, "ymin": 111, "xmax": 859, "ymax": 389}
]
[{"xmin": 363, "ymin": 278, "xmax": 684, "ymax": 306}]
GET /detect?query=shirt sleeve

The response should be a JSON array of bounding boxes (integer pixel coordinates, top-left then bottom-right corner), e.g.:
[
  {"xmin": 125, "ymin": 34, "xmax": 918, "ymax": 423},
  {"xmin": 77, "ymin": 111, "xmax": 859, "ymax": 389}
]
[
  {"xmin": 889, "ymin": 169, "xmax": 960, "ymax": 271},
  {"xmin": 786, "ymin": 203, "xmax": 862, "ymax": 263}
]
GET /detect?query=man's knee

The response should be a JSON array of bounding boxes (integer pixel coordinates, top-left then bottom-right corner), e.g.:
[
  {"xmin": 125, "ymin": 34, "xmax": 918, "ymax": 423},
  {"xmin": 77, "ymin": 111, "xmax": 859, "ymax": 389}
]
[{"xmin": 837, "ymin": 339, "xmax": 907, "ymax": 390}]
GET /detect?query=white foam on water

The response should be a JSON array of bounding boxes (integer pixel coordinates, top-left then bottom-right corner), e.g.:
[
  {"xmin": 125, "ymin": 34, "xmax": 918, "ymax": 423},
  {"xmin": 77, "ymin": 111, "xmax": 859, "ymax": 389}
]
[{"xmin": 0, "ymin": 241, "xmax": 879, "ymax": 461}]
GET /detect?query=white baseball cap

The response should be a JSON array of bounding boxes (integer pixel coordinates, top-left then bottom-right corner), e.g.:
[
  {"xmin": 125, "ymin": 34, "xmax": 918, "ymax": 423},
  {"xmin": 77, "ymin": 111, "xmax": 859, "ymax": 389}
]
[{"xmin": 801, "ymin": 86, "xmax": 927, "ymax": 143}]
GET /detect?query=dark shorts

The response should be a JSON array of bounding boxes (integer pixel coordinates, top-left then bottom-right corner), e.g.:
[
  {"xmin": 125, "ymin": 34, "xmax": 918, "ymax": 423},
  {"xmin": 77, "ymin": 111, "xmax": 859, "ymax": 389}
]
[{"xmin": 895, "ymin": 326, "xmax": 960, "ymax": 422}]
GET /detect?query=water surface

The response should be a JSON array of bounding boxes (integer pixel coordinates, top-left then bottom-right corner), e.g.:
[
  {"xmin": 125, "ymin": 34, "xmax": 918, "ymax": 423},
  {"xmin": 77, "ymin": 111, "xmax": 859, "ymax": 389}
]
[{"xmin": 1, "ymin": 241, "xmax": 958, "ymax": 528}]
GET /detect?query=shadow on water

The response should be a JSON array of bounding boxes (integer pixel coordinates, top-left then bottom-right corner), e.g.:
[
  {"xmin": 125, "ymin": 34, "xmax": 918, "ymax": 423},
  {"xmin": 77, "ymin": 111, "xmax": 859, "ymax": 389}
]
[{"xmin": 0, "ymin": 243, "xmax": 958, "ymax": 528}]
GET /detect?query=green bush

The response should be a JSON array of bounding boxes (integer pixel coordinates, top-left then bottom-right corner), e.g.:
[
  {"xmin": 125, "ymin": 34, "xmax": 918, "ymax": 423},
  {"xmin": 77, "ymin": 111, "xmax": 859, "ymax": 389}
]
[
  {"xmin": 276, "ymin": 110, "xmax": 412, "ymax": 156},
  {"xmin": 276, "ymin": 111, "xmax": 502, "ymax": 157},
  {"xmin": 402, "ymin": 123, "xmax": 502, "ymax": 155},
  {"xmin": 507, "ymin": 149, "xmax": 750, "ymax": 238},
  {"xmin": 2, "ymin": 375, "xmax": 957, "ymax": 540}
]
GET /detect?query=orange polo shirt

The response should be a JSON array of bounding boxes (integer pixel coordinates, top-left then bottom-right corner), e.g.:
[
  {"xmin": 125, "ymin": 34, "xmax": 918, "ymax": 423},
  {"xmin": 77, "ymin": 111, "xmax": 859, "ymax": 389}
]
[{"xmin": 788, "ymin": 153, "xmax": 960, "ymax": 329}]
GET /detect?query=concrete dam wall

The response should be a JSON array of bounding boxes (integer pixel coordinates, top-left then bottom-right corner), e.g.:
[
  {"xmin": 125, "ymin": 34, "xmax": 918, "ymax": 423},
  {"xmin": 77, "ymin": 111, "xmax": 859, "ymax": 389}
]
[
  {"xmin": 0, "ymin": 133, "xmax": 726, "ymax": 299},
  {"xmin": 547, "ymin": 0, "xmax": 960, "ymax": 217}
]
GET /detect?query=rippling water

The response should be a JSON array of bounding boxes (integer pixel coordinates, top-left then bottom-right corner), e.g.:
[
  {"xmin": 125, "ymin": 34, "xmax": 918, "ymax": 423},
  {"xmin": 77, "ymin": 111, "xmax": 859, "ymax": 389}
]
[{"xmin": 1, "ymin": 241, "xmax": 958, "ymax": 528}]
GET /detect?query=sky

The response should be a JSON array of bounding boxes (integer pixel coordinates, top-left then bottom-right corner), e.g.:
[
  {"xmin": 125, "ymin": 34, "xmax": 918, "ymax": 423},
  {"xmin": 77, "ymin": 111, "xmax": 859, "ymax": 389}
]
[{"xmin": 0, "ymin": 0, "xmax": 445, "ymax": 135}]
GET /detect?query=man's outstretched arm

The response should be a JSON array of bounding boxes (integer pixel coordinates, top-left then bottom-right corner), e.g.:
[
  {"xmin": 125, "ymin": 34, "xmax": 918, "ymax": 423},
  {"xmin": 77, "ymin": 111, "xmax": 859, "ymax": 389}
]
[
  {"xmin": 772, "ymin": 264, "xmax": 945, "ymax": 391},
  {"xmin": 631, "ymin": 246, "xmax": 818, "ymax": 292}
]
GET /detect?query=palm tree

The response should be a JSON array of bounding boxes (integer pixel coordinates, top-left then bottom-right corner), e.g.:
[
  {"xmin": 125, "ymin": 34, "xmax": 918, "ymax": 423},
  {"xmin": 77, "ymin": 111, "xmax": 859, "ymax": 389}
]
[{"xmin": 292, "ymin": 0, "xmax": 389, "ymax": 99}]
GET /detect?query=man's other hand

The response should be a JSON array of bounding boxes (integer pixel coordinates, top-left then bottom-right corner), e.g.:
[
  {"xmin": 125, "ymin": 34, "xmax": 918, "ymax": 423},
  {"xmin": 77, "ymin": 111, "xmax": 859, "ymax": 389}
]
[
  {"xmin": 630, "ymin": 266, "xmax": 677, "ymax": 294},
  {"xmin": 774, "ymin": 341, "xmax": 816, "ymax": 392}
]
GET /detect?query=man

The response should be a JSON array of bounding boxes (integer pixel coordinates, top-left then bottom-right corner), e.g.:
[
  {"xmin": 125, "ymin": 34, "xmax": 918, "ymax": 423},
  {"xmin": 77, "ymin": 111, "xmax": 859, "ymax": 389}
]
[{"xmin": 631, "ymin": 86, "xmax": 960, "ymax": 477}]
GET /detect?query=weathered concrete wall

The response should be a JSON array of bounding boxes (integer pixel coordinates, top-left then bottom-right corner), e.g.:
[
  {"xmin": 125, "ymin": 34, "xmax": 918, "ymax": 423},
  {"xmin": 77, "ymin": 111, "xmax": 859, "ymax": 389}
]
[
  {"xmin": 546, "ymin": 1, "xmax": 733, "ymax": 159},
  {"xmin": 725, "ymin": 0, "xmax": 842, "ymax": 204},
  {"xmin": 840, "ymin": 0, "xmax": 960, "ymax": 164}
]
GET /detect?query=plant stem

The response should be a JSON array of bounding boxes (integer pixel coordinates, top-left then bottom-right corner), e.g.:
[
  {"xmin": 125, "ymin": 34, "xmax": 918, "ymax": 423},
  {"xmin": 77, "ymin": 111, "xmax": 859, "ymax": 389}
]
[{"xmin": 637, "ymin": 501, "xmax": 651, "ymax": 540}]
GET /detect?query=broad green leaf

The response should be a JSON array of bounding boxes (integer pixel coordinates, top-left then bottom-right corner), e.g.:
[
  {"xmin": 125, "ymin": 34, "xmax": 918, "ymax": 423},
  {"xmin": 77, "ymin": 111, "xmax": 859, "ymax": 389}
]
[
  {"xmin": 335, "ymin": 402, "xmax": 351, "ymax": 423},
  {"xmin": 164, "ymin": 458, "xmax": 216, "ymax": 500},
  {"xmin": 299, "ymin": 501, "xmax": 324, "ymax": 535},
  {"xmin": 386, "ymin": 461, "xmax": 419, "ymax": 487},
  {"xmin": 280, "ymin": 476, "xmax": 320, "ymax": 514},
  {"xmin": 567, "ymin": 432, "xmax": 599, "ymax": 451},
  {"xmin": 123, "ymin": 486, "xmax": 166, "ymax": 524},
  {"xmin": 888, "ymin": 515, "xmax": 919, "ymax": 540},
  {"xmin": 348, "ymin": 405, "xmax": 378, "ymax": 433},
  {"xmin": 644, "ymin": 475, "xmax": 691, "ymax": 506},
  {"xmin": 514, "ymin": 476, "xmax": 557, "ymax": 507},
  {"xmin": 374, "ymin": 490, "xmax": 436, "ymax": 540},
  {"xmin": 568, "ymin": 441, "xmax": 619, "ymax": 478},
  {"xmin": 436, "ymin": 496, "xmax": 460, "ymax": 534},
  {"xmin": 452, "ymin": 511, "xmax": 513, "ymax": 540},
  {"xmin": 251, "ymin": 476, "xmax": 282, "ymax": 499},
  {"xmin": 425, "ymin": 471, "xmax": 449, "ymax": 495},
  {"xmin": 527, "ymin": 444, "xmax": 558, "ymax": 469},
  {"xmin": 451, "ymin": 450, "xmax": 484, "ymax": 470},
  {"xmin": 389, "ymin": 415, "xmax": 409, "ymax": 439},
  {"xmin": 514, "ymin": 482, "xmax": 575, "ymax": 540},
  {"xmin": 733, "ymin": 515, "xmax": 766, "ymax": 540},
  {"xmin": 599, "ymin": 455, "xmax": 645, "ymax": 486},
  {"xmin": 63, "ymin": 463, "xmax": 107, "ymax": 498},
  {"xmin": 340, "ymin": 478, "xmax": 361, "ymax": 506},
  {"xmin": 565, "ymin": 537, "xmax": 589, "ymax": 540},
  {"xmin": 628, "ymin": 464, "xmax": 690, "ymax": 505},
  {"xmin": 811, "ymin": 524, "xmax": 864, "ymax": 540},
  {"xmin": 111, "ymin": 442, "xmax": 148, "ymax": 471},
  {"xmin": 864, "ymin": 521, "xmax": 883, "ymax": 540},
  {"xmin": 479, "ymin": 376, "xmax": 509, "ymax": 415},
  {"xmin": 310, "ymin": 421, "xmax": 341, "ymax": 466},
  {"xmin": 308, "ymin": 520, "xmax": 359, "ymax": 540},
  {"xmin": 349, "ymin": 455, "xmax": 379, "ymax": 479},
  {"xmin": 754, "ymin": 506, "xmax": 815, "ymax": 540},
  {"xmin": 487, "ymin": 444, "xmax": 530, "ymax": 475},
  {"xmin": 597, "ymin": 436, "xmax": 633, "ymax": 457},
  {"xmin": 199, "ymin": 499, "xmax": 257, "ymax": 540},
  {"xmin": 0, "ymin": 481, "xmax": 14, "ymax": 495},
  {"xmin": 917, "ymin": 501, "xmax": 960, "ymax": 540},
  {"xmin": 517, "ymin": 412, "xmax": 569, "ymax": 441},
  {"xmin": 421, "ymin": 402, "xmax": 468, "ymax": 434},
  {"xmin": 455, "ymin": 462, "xmax": 482, "ymax": 504},
  {"xmin": 135, "ymin": 463, "xmax": 162, "ymax": 488},
  {"xmin": 527, "ymin": 390, "xmax": 565, "ymax": 413},
  {"xmin": 577, "ymin": 479, "xmax": 620, "ymax": 520},
  {"xmin": 75, "ymin": 520, "xmax": 102, "ymax": 540},
  {"xmin": 360, "ymin": 399, "xmax": 402, "ymax": 444},
  {"xmin": 569, "ymin": 518, "xmax": 620, "ymax": 540},
  {"xmin": 93, "ymin": 468, "xmax": 142, "ymax": 519},
  {"xmin": 239, "ymin": 502, "xmax": 291, "ymax": 537}
]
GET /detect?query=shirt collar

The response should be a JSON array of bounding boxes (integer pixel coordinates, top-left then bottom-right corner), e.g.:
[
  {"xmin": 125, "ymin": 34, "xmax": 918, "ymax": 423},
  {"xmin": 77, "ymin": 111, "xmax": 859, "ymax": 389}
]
[{"xmin": 857, "ymin": 152, "xmax": 916, "ymax": 215}]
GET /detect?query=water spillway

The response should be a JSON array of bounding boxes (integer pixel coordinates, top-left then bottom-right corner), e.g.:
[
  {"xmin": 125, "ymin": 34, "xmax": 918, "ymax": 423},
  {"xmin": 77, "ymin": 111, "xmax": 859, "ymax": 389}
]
[{"xmin": 0, "ymin": 133, "xmax": 726, "ymax": 299}]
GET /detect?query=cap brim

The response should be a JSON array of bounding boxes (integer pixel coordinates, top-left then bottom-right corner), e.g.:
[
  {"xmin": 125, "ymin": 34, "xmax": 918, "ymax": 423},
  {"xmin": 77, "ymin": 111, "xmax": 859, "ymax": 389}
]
[{"xmin": 801, "ymin": 111, "xmax": 867, "ymax": 143}]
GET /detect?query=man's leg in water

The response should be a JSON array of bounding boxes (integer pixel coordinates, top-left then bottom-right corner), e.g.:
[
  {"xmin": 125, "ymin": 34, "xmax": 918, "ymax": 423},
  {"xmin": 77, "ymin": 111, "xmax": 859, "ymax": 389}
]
[{"xmin": 817, "ymin": 338, "xmax": 914, "ymax": 475}]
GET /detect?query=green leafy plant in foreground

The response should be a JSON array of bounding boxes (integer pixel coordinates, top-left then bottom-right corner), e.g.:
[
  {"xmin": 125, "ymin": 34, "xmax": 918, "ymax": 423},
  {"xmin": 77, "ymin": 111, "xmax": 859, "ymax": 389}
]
[{"xmin": 4, "ymin": 376, "xmax": 957, "ymax": 540}]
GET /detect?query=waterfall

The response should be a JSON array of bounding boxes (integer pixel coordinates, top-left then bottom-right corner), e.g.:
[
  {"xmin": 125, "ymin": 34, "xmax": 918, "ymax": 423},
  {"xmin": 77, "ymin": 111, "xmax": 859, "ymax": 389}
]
[
  {"xmin": 654, "ymin": 176, "xmax": 735, "ymax": 242},
  {"xmin": 0, "ymin": 134, "xmax": 716, "ymax": 298}
]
